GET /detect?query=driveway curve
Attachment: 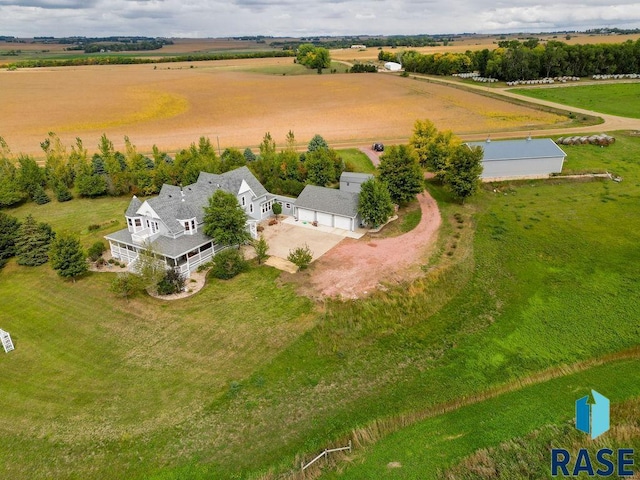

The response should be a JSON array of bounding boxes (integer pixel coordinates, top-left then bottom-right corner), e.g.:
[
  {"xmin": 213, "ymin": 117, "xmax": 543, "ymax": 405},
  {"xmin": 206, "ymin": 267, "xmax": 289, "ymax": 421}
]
[{"xmin": 308, "ymin": 190, "xmax": 441, "ymax": 299}]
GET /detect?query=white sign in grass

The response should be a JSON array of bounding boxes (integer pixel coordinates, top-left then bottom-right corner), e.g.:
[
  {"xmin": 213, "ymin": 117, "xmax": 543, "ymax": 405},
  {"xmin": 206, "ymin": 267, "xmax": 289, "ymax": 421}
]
[{"xmin": 0, "ymin": 329, "xmax": 14, "ymax": 353}]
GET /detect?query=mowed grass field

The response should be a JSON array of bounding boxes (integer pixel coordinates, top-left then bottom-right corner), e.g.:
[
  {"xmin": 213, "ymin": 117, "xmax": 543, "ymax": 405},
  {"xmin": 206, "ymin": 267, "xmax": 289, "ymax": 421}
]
[
  {"xmin": 511, "ymin": 82, "xmax": 640, "ymax": 119},
  {"xmin": 0, "ymin": 133, "xmax": 638, "ymax": 479},
  {"xmin": 0, "ymin": 57, "xmax": 566, "ymax": 157}
]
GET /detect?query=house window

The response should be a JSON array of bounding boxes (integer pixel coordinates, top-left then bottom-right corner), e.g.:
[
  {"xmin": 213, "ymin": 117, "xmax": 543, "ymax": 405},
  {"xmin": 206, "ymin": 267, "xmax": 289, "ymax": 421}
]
[
  {"xmin": 241, "ymin": 196, "xmax": 246, "ymax": 206},
  {"xmin": 285, "ymin": 203, "xmax": 291, "ymax": 209},
  {"xmin": 191, "ymin": 219, "xmax": 196, "ymax": 231},
  {"xmin": 134, "ymin": 218, "xmax": 142, "ymax": 227},
  {"xmin": 261, "ymin": 200, "xmax": 273, "ymax": 214},
  {"xmin": 184, "ymin": 221, "xmax": 190, "ymax": 231},
  {"xmin": 146, "ymin": 219, "xmax": 150, "ymax": 228},
  {"xmin": 250, "ymin": 204, "xmax": 254, "ymax": 213},
  {"xmin": 127, "ymin": 218, "xmax": 133, "ymax": 227}
]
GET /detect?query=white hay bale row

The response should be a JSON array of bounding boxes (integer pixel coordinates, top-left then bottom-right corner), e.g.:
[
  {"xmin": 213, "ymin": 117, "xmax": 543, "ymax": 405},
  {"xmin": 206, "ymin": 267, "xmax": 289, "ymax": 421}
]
[
  {"xmin": 472, "ymin": 76, "xmax": 498, "ymax": 83},
  {"xmin": 592, "ymin": 73, "xmax": 639, "ymax": 80},
  {"xmin": 506, "ymin": 76, "xmax": 580, "ymax": 86},
  {"xmin": 556, "ymin": 134, "xmax": 615, "ymax": 146},
  {"xmin": 452, "ymin": 72, "xmax": 480, "ymax": 78}
]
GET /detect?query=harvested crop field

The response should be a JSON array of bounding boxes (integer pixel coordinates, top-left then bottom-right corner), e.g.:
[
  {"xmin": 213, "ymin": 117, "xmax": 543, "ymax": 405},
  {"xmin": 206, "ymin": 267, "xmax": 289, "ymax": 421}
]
[{"xmin": 0, "ymin": 59, "xmax": 565, "ymax": 156}]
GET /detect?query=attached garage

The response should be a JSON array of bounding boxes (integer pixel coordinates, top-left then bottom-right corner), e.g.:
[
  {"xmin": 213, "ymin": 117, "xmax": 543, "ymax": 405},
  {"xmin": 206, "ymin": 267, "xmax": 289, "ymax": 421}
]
[
  {"xmin": 334, "ymin": 215, "xmax": 352, "ymax": 231},
  {"xmin": 317, "ymin": 211, "xmax": 334, "ymax": 227},
  {"xmin": 466, "ymin": 138, "xmax": 567, "ymax": 181},
  {"xmin": 294, "ymin": 185, "xmax": 360, "ymax": 232},
  {"xmin": 298, "ymin": 208, "xmax": 315, "ymax": 223}
]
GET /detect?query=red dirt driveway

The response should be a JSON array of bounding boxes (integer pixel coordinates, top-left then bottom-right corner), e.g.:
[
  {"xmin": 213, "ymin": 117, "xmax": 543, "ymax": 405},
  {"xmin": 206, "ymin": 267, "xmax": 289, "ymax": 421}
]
[{"xmin": 308, "ymin": 190, "xmax": 442, "ymax": 299}]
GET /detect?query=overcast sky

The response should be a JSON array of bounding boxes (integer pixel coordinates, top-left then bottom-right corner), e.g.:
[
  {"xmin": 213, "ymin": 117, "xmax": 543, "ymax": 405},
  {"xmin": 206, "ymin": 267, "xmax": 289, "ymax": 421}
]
[{"xmin": 1, "ymin": 0, "xmax": 640, "ymax": 38}]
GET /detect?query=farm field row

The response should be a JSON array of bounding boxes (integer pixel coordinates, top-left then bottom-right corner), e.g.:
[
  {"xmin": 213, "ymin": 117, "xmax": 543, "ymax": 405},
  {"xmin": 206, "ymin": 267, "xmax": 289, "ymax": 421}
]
[
  {"xmin": 0, "ymin": 58, "xmax": 568, "ymax": 158},
  {"xmin": 0, "ymin": 133, "xmax": 638, "ymax": 479}
]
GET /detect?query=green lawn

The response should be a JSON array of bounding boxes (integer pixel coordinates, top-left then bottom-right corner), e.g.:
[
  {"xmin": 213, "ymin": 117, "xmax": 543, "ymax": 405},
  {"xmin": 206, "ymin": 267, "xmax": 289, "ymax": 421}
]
[
  {"xmin": 339, "ymin": 148, "xmax": 376, "ymax": 174},
  {"xmin": 4, "ymin": 194, "xmax": 131, "ymax": 248},
  {"xmin": 510, "ymin": 83, "xmax": 640, "ymax": 118},
  {"xmin": 0, "ymin": 133, "xmax": 639, "ymax": 479}
]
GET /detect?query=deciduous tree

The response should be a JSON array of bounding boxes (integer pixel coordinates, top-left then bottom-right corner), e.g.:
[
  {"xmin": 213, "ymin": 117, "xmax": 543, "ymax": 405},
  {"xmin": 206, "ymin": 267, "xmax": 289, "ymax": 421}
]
[
  {"xmin": 358, "ymin": 178, "xmax": 394, "ymax": 227},
  {"xmin": 378, "ymin": 145, "xmax": 424, "ymax": 204},
  {"xmin": 444, "ymin": 144, "xmax": 484, "ymax": 203},
  {"xmin": 203, "ymin": 190, "xmax": 251, "ymax": 246},
  {"xmin": 253, "ymin": 235, "xmax": 269, "ymax": 265}
]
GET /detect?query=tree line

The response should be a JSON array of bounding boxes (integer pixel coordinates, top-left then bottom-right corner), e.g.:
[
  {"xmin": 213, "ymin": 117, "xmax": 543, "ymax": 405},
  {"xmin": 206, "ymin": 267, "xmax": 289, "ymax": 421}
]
[
  {"xmin": 0, "ymin": 131, "xmax": 350, "ymax": 209},
  {"xmin": 395, "ymin": 38, "xmax": 640, "ymax": 81},
  {"xmin": 2, "ymin": 50, "xmax": 295, "ymax": 69}
]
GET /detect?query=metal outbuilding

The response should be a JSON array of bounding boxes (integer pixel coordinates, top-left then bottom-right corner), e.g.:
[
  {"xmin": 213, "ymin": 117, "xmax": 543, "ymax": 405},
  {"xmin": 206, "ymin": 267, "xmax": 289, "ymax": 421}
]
[{"xmin": 466, "ymin": 138, "xmax": 567, "ymax": 180}]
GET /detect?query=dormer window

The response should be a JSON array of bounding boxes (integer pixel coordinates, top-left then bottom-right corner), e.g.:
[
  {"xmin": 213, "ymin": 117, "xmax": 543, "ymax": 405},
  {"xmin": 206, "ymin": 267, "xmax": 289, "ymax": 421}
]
[
  {"xmin": 241, "ymin": 196, "xmax": 246, "ymax": 207},
  {"xmin": 181, "ymin": 218, "xmax": 197, "ymax": 234}
]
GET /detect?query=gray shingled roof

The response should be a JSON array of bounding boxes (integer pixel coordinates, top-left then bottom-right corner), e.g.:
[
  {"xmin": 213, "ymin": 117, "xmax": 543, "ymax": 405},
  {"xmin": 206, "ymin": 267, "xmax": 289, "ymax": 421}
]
[
  {"xmin": 340, "ymin": 172, "xmax": 374, "ymax": 183},
  {"xmin": 133, "ymin": 166, "xmax": 268, "ymax": 235},
  {"xmin": 295, "ymin": 185, "xmax": 359, "ymax": 218},
  {"xmin": 125, "ymin": 196, "xmax": 142, "ymax": 216},
  {"xmin": 105, "ymin": 228, "xmax": 214, "ymax": 259},
  {"xmin": 466, "ymin": 138, "xmax": 567, "ymax": 162},
  {"xmin": 197, "ymin": 166, "xmax": 268, "ymax": 198}
]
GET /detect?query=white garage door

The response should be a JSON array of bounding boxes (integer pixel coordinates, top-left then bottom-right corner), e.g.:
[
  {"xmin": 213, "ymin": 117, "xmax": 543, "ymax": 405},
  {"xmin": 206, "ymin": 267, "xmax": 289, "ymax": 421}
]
[
  {"xmin": 317, "ymin": 212, "xmax": 333, "ymax": 227},
  {"xmin": 298, "ymin": 208, "xmax": 315, "ymax": 222},
  {"xmin": 334, "ymin": 216, "xmax": 352, "ymax": 231}
]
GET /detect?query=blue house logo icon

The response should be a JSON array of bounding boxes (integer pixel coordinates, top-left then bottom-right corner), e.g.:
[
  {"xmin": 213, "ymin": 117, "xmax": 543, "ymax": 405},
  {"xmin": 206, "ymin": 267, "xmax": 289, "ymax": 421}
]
[{"xmin": 576, "ymin": 390, "xmax": 610, "ymax": 439}]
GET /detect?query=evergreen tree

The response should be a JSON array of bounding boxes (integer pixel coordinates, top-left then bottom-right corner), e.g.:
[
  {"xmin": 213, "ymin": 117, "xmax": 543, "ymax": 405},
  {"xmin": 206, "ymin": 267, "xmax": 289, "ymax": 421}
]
[
  {"xmin": 378, "ymin": 145, "xmax": 424, "ymax": 204},
  {"xmin": 31, "ymin": 184, "xmax": 51, "ymax": 205},
  {"xmin": 49, "ymin": 233, "xmax": 88, "ymax": 281},
  {"xmin": 203, "ymin": 190, "xmax": 250, "ymax": 246},
  {"xmin": 358, "ymin": 178, "xmax": 394, "ymax": 227},
  {"xmin": 15, "ymin": 214, "xmax": 55, "ymax": 266},
  {"xmin": 0, "ymin": 212, "xmax": 21, "ymax": 269},
  {"xmin": 307, "ymin": 134, "xmax": 329, "ymax": 152},
  {"xmin": 243, "ymin": 148, "xmax": 256, "ymax": 163},
  {"xmin": 53, "ymin": 181, "xmax": 73, "ymax": 202}
]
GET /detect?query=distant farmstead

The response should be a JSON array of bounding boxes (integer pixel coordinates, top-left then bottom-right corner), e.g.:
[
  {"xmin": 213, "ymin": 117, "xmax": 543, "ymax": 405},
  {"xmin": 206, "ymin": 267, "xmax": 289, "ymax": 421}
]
[{"xmin": 466, "ymin": 138, "xmax": 567, "ymax": 181}]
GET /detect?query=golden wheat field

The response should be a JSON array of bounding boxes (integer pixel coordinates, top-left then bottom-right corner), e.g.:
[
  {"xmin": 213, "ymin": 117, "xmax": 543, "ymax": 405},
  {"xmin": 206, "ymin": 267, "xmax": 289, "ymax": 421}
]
[{"xmin": 0, "ymin": 57, "xmax": 566, "ymax": 157}]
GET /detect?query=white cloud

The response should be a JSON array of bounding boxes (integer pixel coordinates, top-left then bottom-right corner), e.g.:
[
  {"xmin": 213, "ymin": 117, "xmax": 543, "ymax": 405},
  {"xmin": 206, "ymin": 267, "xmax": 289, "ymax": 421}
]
[{"xmin": 0, "ymin": 0, "xmax": 638, "ymax": 37}]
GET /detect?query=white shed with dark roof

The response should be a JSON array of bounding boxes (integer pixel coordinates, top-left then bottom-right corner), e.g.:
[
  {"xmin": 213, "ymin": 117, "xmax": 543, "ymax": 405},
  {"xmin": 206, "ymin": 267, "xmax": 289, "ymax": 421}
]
[
  {"xmin": 466, "ymin": 138, "xmax": 567, "ymax": 180},
  {"xmin": 294, "ymin": 185, "xmax": 360, "ymax": 231}
]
